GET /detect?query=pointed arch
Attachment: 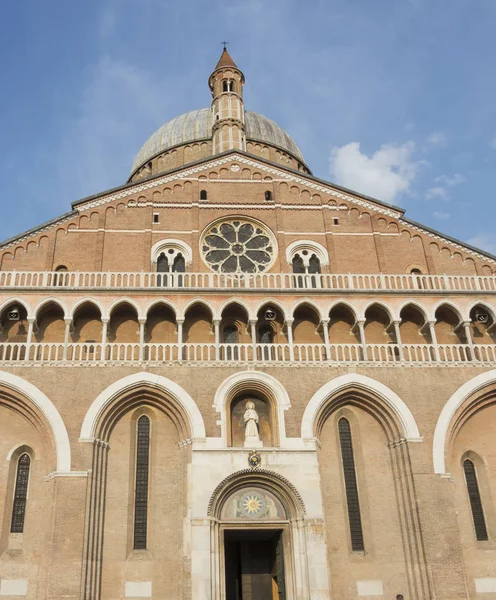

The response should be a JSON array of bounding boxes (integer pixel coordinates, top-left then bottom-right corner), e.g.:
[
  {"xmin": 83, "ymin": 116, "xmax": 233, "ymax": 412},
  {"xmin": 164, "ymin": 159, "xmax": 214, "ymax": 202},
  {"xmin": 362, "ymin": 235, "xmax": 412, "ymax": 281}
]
[
  {"xmin": 106, "ymin": 297, "xmax": 142, "ymax": 320},
  {"xmin": 301, "ymin": 374, "xmax": 421, "ymax": 441},
  {"xmin": 0, "ymin": 371, "xmax": 71, "ymax": 472},
  {"xmin": 255, "ymin": 298, "xmax": 289, "ymax": 321},
  {"xmin": 0, "ymin": 298, "xmax": 31, "ymax": 319},
  {"xmin": 328, "ymin": 300, "xmax": 359, "ymax": 324},
  {"xmin": 69, "ymin": 298, "xmax": 105, "ymax": 320},
  {"xmin": 362, "ymin": 300, "xmax": 394, "ymax": 324},
  {"xmin": 219, "ymin": 298, "xmax": 252, "ymax": 320},
  {"xmin": 291, "ymin": 299, "xmax": 324, "ymax": 321},
  {"xmin": 433, "ymin": 370, "xmax": 496, "ymax": 474},
  {"xmin": 180, "ymin": 298, "xmax": 216, "ymax": 320},
  {"xmin": 433, "ymin": 300, "xmax": 464, "ymax": 323},
  {"xmin": 144, "ymin": 298, "xmax": 178, "ymax": 320},
  {"xmin": 396, "ymin": 300, "xmax": 431, "ymax": 323},
  {"xmin": 79, "ymin": 372, "xmax": 206, "ymax": 442},
  {"xmin": 33, "ymin": 297, "xmax": 68, "ymax": 320},
  {"xmin": 466, "ymin": 300, "xmax": 496, "ymax": 323}
]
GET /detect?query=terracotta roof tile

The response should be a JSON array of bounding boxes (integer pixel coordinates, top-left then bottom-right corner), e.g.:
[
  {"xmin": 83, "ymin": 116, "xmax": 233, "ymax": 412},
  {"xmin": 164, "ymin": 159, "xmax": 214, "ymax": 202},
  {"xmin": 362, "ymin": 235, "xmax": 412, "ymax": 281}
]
[{"xmin": 214, "ymin": 48, "xmax": 239, "ymax": 70}]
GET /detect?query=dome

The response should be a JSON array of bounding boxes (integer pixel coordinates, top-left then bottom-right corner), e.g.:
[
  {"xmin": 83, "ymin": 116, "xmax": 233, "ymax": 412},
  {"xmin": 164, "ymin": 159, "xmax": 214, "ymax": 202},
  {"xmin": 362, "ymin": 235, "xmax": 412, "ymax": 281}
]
[{"xmin": 131, "ymin": 108, "xmax": 306, "ymax": 174}]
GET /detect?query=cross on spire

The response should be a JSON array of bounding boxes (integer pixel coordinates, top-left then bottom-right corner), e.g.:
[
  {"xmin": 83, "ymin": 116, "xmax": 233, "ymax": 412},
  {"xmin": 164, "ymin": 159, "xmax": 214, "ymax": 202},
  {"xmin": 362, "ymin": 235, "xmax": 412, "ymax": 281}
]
[{"xmin": 221, "ymin": 41, "xmax": 229, "ymax": 50}]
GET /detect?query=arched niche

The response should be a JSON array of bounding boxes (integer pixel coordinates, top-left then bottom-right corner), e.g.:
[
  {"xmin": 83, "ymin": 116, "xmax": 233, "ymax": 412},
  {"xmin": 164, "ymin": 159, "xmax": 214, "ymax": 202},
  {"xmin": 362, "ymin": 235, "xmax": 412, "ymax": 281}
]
[
  {"xmin": 229, "ymin": 392, "xmax": 275, "ymax": 447},
  {"xmin": 214, "ymin": 372, "xmax": 290, "ymax": 448}
]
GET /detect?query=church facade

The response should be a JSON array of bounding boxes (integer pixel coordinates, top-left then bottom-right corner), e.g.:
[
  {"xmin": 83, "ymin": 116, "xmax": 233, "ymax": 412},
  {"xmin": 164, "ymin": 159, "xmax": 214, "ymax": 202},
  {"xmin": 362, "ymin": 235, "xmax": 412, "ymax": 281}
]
[{"xmin": 0, "ymin": 49, "xmax": 495, "ymax": 600}]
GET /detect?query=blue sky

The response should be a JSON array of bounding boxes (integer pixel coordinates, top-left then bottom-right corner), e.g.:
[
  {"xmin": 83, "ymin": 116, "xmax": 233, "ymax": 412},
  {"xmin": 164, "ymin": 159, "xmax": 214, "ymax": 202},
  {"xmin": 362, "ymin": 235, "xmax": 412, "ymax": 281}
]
[{"xmin": 1, "ymin": 0, "xmax": 495, "ymax": 253}]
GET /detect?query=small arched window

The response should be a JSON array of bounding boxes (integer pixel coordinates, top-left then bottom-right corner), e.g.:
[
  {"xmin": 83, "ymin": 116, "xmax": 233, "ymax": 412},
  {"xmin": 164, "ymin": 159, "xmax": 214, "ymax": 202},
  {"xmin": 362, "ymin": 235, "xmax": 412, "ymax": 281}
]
[
  {"xmin": 11, "ymin": 453, "xmax": 31, "ymax": 533},
  {"xmin": 222, "ymin": 79, "xmax": 233, "ymax": 92},
  {"xmin": 463, "ymin": 459, "xmax": 488, "ymax": 541},
  {"xmin": 265, "ymin": 190, "xmax": 273, "ymax": 201},
  {"xmin": 157, "ymin": 254, "xmax": 169, "ymax": 273},
  {"xmin": 292, "ymin": 255, "xmax": 305, "ymax": 274},
  {"xmin": 173, "ymin": 254, "xmax": 185, "ymax": 273},
  {"xmin": 338, "ymin": 418, "xmax": 364, "ymax": 551},
  {"xmin": 223, "ymin": 325, "xmax": 239, "ymax": 344},
  {"xmin": 134, "ymin": 415, "xmax": 151, "ymax": 550},
  {"xmin": 200, "ymin": 189, "xmax": 208, "ymax": 200},
  {"xmin": 258, "ymin": 325, "xmax": 273, "ymax": 344},
  {"xmin": 308, "ymin": 254, "xmax": 321, "ymax": 274}
]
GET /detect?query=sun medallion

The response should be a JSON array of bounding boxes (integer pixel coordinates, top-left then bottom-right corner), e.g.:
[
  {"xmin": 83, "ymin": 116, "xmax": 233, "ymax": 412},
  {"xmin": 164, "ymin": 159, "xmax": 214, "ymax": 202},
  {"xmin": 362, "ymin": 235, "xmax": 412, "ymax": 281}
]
[{"xmin": 239, "ymin": 492, "xmax": 266, "ymax": 518}]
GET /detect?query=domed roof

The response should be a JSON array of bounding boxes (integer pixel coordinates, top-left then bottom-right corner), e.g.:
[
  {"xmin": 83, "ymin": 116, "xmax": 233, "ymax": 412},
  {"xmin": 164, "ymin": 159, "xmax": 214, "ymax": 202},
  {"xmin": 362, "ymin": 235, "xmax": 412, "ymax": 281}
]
[{"xmin": 131, "ymin": 108, "xmax": 305, "ymax": 174}]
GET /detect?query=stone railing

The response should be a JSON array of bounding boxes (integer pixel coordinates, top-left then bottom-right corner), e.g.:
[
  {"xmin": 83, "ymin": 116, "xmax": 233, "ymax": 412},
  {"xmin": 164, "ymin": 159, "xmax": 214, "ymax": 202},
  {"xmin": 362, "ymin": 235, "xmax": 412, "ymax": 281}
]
[
  {"xmin": 0, "ymin": 271, "xmax": 495, "ymax": 293},
  {"xmin": 0, "ymin": 342, "xmax": 494, "ymax": 365}
]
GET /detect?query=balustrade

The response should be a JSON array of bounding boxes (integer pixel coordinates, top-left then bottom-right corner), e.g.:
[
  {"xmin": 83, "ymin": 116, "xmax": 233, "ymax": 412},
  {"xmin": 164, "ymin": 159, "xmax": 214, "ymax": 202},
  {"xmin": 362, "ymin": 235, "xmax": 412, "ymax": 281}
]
[
  {"xmin": 0, "ymin": 341, "xmax": 494, "ymax": 365},
  {"xmin": 1, "ymin": 270, "xmax": 496, "ymax": 292}
]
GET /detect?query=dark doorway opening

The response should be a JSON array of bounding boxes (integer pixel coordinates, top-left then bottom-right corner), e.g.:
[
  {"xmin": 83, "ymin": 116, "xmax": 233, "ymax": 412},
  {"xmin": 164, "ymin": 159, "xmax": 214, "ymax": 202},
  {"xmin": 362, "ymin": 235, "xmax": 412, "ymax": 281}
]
[{"xmin": 224, "ymin": 529, "xmax": 286, "ymax": 600}]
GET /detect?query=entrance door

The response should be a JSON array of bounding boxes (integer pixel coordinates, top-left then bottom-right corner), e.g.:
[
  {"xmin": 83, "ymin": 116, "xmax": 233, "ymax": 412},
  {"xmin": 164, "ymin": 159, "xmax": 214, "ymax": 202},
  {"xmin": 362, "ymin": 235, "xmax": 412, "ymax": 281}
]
[{"xmin": 224, "ymin": 530, "xmax": 286, "ymax": 600}]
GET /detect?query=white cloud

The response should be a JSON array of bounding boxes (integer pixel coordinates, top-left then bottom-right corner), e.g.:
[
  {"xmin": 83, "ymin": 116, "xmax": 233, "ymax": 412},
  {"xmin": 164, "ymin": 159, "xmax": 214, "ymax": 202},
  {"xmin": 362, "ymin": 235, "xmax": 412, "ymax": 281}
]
[
  {"xmin": 467, "ymin": 233, "xmax": 496, "ymax": 255},
  {"xmin": 427, "ymin": 131, "xmax": 448, "ymax": 147},
  {"xmin": 426, "ymin": 186, "xmax": 449, "ymax": 200},
  {"xmin": 435, "ymin": 173, "xmax": 466, "ymax": 186},
  {"xmin": 329, "ymin": 141, "xmax": 419, "ymax": 204},
  {"xmin": 433, "ymin": 211, "xmax": 450, "ymax": 220}
]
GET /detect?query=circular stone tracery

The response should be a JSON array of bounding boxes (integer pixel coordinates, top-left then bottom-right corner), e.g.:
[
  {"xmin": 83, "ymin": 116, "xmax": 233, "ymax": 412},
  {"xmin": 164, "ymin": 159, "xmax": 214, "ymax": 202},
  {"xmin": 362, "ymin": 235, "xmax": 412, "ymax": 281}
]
[{"xmin": 201, "ymin": 219, "xmax": 275, "ymax": 273}]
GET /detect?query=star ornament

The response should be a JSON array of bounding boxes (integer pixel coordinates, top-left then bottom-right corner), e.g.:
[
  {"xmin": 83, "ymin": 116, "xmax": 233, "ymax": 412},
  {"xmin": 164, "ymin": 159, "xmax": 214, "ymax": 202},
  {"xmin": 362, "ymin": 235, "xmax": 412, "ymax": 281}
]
[{"xmin": 243, "ymin": 494, "xmax": 263, "ymax": 515}]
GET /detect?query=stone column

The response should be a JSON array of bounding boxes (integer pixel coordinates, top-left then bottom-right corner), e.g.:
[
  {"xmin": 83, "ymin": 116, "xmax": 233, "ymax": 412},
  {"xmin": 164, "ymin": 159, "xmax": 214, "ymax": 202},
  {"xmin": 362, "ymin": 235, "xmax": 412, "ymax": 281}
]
[
  {"xmin": 177, "ymin": 318, "xmax": 184, "ymax": 362},
  {"xmin": 62, "ymin": 317, "xmax": 72, "ymax": 361},
  {"xmin": 25, "ymin": 317, "xmax": 35, "ymax": 361},
  {"xmin": 213, "ymin": 318, "xmax": 221, "ymax": 361},
  {"xmin": 462, "ymin": 320, "xmax": 474, "ymax": 361},
  {"xmin": 101, "ymin": 318, "xmax": 109, "ymax": 361},
  {"xmin": 357, "ymin": 319, "xmax": 367, "ymax": 361},
  {"xmin": 321, "ymin": 318, "xmax": 331, "ymax": 361},
  {"xmin": 138, "ymin": 318, "xmax": 146, "ymax": 362},
  {"xmin": 249, "ymin": 319, "xmax": 258, "ymax": 361},
  {"xmin": 286, "ymin": 318, "xmax": 295, "ymax": 362},
  {"xmin": 393, "ymin": 319, "xmax": 404, "ymax": 362},
  {"xmin": 428, "ymin": 320, "xmax": 441, "ymax": 362}
]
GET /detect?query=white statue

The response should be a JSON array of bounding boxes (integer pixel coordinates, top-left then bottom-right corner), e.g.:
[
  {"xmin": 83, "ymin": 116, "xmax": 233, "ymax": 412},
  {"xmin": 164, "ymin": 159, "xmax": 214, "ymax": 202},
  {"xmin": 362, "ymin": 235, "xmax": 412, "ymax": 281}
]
[{"xmin": 243, "ymin": 401, "xmax": 263, "ymax": 447}]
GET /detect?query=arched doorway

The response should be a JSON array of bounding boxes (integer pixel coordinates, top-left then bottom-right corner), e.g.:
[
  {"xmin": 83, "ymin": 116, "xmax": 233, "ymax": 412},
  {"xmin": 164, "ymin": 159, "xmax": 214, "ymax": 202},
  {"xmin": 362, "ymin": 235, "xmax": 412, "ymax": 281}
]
[{"xmin": 208, "ymin": 470, "xmax": 309, "ymax": 600}]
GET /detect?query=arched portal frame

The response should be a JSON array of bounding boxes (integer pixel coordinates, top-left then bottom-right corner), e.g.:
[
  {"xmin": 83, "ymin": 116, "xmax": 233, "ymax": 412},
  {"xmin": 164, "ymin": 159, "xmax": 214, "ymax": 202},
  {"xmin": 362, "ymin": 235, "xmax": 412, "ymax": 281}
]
[
  {"xmin": 151, "ymin": 238, "xmax": 193, "ymax": 265},
  {"xmin": 213, "ymin": 371, "xmax": 291, "ymax": 447},
  {"xmin": 301, "ymin": 373, "xmax": 421, "ymax": 441},
  {"xmin": 79, "ymin": 372, "xmax": 206, "ymax": 442},
  {"xmin": 0, "ymin": 370, "xmax": 71, "ymax": 473},
  {"xmin": 433, "ymin": 369, "xmax": 496, "ymax": 475},
  {"xmin": 205, "ymin": 468, "xmax": 325, "ymax": 600}
]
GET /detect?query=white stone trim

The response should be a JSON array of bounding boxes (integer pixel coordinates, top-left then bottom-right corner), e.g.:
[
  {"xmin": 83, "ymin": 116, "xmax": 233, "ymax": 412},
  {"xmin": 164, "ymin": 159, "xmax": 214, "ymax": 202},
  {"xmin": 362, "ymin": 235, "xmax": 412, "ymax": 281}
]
[
  {"xmin": 253, "ymin": 298, "xmax": 290, "ymax": 321},
  {"xmin": 285, "ymin": 239, "xmax": 329, "ymax": 267},
  {"xmin": 151, "ymin": 238, "xmax": 193, "ymax": 264},
  {"xmin": 357, "ymin": 580, "xmax": 384, "ymax": 596},
  {"xmin": 0, "ymin": 371, "xmax": 71, "ymax": 473},
  {"xmin": 213, "ymin": 371, "xmax": 291, "ymax": 446},
  {"xmin": 125, "ymin": 581, "xmax": 152, "ymax": 598},
  {"xmin": 0, "ymin": 579, "xmax": 28, "ymax": 596},
  {"xmin": 475, "ymin": 578, "xmax": 496, "ymax": 593},
  {"xmin": 143, "ymin": 298, "xmax": 178, "ymax": 319},
  {"xmin": 290, "ymin": 299, "xmax": 325, "ymax": 321},
  {"xmin": 433, "ymin": 369, "xmax": 496, "ymax": 474},
  {"xmin": 79, "ymin": 372, "xmax": 206, "ymax": 441},
  {"xmin": 361, "ymin": 299, "xmax": 395, "ymax": 323},
  {"xmin": 301, "ymin": 373, "xmax": 421, "ymax": 440}
]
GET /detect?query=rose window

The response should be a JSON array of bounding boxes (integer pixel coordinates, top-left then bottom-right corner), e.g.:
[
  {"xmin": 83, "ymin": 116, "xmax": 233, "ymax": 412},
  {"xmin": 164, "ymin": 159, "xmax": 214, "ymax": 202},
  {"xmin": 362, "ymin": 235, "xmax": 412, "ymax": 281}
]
[{"xmin": 201, "ymin": 220, "xmax": 275, "ymax": 273}]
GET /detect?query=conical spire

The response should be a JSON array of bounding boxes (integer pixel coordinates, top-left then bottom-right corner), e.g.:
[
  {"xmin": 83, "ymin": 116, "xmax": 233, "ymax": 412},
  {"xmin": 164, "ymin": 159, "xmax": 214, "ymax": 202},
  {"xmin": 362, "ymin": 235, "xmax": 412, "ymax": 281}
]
[{"xmin": 214, "ymin": 47, "xmax": 239, "ymax": 71}]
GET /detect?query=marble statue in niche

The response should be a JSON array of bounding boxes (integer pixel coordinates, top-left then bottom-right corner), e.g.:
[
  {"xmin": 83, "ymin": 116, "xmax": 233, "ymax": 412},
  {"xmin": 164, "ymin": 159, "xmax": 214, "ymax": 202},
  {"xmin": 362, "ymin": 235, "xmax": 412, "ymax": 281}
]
[
  {"xmin": 230, "ymin": 394, "xmax": 273, "ymax": 447},
  {"xmin": 244, "ymin": 401, "xmax": 262, "ymax": 447}
]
